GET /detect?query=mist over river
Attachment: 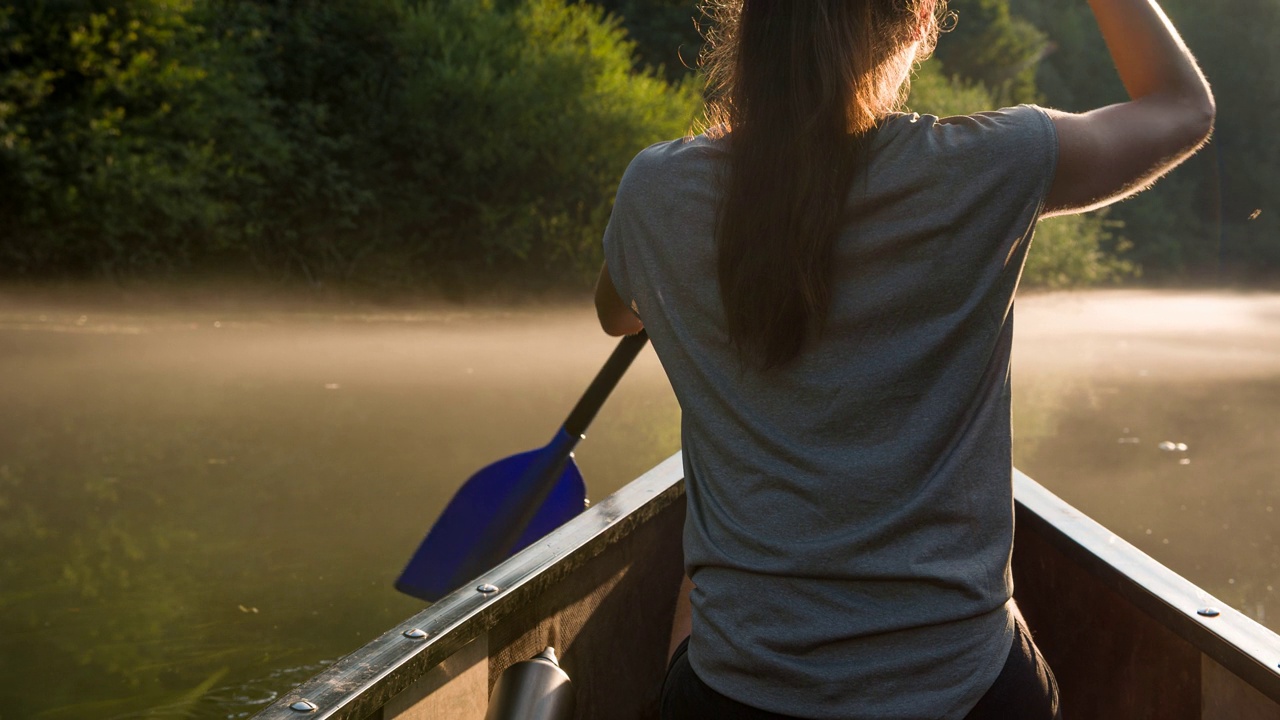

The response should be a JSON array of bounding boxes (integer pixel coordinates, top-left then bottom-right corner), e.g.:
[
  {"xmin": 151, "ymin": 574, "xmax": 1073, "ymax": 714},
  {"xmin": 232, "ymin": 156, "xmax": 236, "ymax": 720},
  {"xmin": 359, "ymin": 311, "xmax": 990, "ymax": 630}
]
[{"xmin": 0, "ymin": 288, "xmax": 1276, "ymax": 719}]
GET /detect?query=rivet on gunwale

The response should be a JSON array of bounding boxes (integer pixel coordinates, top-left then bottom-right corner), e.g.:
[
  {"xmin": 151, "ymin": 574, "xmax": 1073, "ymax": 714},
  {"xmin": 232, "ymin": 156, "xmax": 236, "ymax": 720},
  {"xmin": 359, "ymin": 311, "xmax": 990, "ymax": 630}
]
[
  {"xmin": 1197, "ymin": 607, "xmax": 1221, "ymax": 618},
  {"xmin": 477, "ymin": 583, "xmax": 499, "ymax": 595},
  {"xmin": 289, "ymin": 700, "xmax": 319, "ymax": 713},
  {"xmin": 402, "ymin": 628, "xmax": 428, "ymax": 640}
]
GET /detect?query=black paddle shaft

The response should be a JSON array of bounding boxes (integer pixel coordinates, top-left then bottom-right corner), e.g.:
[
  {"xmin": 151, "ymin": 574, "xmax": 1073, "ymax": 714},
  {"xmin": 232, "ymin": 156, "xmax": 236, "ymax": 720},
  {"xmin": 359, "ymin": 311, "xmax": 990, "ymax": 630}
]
[{"xmin": 563, "ymin": 330, "xmax": 650, "ymax": 439}]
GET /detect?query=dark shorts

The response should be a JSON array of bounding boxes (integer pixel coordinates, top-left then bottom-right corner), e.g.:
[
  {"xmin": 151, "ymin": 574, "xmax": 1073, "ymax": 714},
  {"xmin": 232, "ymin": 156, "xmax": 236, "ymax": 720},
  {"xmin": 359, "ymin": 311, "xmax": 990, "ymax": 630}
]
[{"xmin": 661, "ymin": 615, "xmax": 1063, "ymax": 720}]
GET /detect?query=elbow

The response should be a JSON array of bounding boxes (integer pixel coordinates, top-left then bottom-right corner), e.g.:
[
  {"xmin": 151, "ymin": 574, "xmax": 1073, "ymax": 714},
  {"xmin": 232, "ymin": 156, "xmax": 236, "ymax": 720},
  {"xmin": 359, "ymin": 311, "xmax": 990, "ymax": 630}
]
[
  {"xmin": 1191, "ymin": 95, "xmax": 1216, "ymax": 147},
  {"xmin": 1198, "ymin": 98, "xmax": 1216, "ymax": 142},
  {"xmin": 1159, "ymin": 91, "xmax": 1216, "ymax": 159},
  {"xmin": 593, "ymin": 288, "xmax": 642, "ymax": 336},
  {"xmin": 1183, "ymin": 85, "xmax": 1217, "ymax": 150},
  {"xmin": 597, "ymin": 307, "xmax": 643, "ymax": 337},
  {"xmin": 599, "ymin": 319, "xmax": 641, "ymax": 337},
  {"xmin": 1155, "ymin": 80, "xmax": 1216, "ymax": 153},
  {"xmin": 593, "ymin": 262, "xmax": 643, "ymax": 336},
  {"xmin": 596, "ymin": 307, "xmax": 622, "ymax": 336}
]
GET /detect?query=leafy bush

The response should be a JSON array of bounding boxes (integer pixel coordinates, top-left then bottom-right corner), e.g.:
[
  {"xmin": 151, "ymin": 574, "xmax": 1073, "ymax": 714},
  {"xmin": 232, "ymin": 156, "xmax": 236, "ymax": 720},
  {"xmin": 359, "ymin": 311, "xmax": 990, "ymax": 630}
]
[
  {"xmin": 13, "ymin": 0, "xmax": 1204, "ymax": 288},
  {"xmin": 0, "ymin": 0, "xmax": 279, "ymax": 274},
  {"xmin": 907, "ymin": 60, "xmax": 1000, "ymax": 118},
  {"xmin": 200, "ymin": 0, "xmax": 418, "ymax": 283},
  {"xmin": 932, "ymin": 0, "xmax": 1047, "ymax": 106},
  {"xmin": 1024, "ymin": 212, "xmax": 1135, "ymax": 288},
  {"xmin": 584, "ymin": 0, "xmax": 704, "ymax": 80},
  {"xmin": 390, "ymin": 0, "xmax": 701, "ymax": 283},
  {"xmin": 0, "ymin": 0, "xmax": 701, "ymax": 286}
]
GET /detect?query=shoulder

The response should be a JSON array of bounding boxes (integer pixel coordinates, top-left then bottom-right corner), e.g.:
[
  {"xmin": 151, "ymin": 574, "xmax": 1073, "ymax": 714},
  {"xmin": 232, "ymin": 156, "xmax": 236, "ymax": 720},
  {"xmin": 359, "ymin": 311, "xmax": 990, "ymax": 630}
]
[
  {"xmin": 938, "ymin": 105, "xmax": 1058, "ymax": 155},
  {"xmin": 872, "ymin": 105, "xmax": 1058, "ymax": 187},
  {"xmin": 878, "ymin": 105, "xmax": 1056, "ymax": 155},
  {"xmin": 616, "ymin": 134, "xmax": 724, "ymax": 202},
  {"xmin": 627, "ymin": 133, "xmax": 721, "ymax": 173}
]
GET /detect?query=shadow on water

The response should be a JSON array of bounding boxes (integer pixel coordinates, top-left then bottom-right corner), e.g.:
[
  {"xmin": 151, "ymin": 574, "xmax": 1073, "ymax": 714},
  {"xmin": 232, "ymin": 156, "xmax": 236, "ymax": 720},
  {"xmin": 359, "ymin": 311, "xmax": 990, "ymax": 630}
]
[{"xmin": 0, "ymin": 288, "xmax": 1275, "ymax": 718}]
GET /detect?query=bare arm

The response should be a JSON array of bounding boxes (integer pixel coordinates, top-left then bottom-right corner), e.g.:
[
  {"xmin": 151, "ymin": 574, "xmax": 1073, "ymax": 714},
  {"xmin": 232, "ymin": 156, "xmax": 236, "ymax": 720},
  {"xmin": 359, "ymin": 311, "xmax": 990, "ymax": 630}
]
[
  {"xmin": 595, "ymin": 262, "xmax": 643, "ymax": 336},
  {"xmin": 1043, "ymin": 0, "xmax": 1215, "ymax": 217},
  {"xmin": 669, "ymin": 574, "xmax": 694, "ymax": 662}
]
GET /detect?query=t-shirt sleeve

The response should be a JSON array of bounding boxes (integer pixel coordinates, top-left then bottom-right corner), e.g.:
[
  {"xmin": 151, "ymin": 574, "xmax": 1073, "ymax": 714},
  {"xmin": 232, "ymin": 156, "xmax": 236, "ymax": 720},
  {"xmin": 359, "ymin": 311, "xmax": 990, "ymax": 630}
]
[
  {"xmin": 932, "ymin": 104, "xmax": 1059, "ymax": 269},
  {"xmin": 601, "ymin": 150, "xmax": 650, "ymax": 315},
  {"xmin": 981, "ymin": 104, "xmax": 1057, "ymax": 205},
  {"xmin": 604, "ymin": 137, "xmax": 675, "ymax": 316}
]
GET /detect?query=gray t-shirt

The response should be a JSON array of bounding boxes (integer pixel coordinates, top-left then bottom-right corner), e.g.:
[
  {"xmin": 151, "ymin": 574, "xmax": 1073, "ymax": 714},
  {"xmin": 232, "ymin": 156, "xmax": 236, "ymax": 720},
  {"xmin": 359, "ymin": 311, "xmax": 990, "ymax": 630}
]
[{"xmin": 603, "ymin": 105, "xmax": 1058, "ymax": 719}]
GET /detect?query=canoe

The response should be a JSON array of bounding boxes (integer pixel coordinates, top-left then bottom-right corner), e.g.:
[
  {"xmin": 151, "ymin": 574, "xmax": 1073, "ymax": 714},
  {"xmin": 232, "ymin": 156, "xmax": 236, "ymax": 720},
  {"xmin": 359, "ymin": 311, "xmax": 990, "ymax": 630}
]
[{"xmin": 253, "ymin": 453, "xmax": 1280, "ymax": 719}]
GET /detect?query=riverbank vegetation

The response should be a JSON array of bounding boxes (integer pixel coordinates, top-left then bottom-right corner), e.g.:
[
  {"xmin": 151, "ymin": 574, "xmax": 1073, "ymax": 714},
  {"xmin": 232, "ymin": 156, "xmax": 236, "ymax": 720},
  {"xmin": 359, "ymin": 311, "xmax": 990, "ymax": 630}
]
[{"xmin": 1, "ymin": 0, "xmax": 1273, "ymax": 291}]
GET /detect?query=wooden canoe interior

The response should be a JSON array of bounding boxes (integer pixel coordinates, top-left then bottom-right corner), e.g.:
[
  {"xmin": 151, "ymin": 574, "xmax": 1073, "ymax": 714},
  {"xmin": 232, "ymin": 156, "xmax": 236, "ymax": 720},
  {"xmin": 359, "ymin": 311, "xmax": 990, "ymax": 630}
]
[
  {"xmin": 256, "ymin": 458, "xmax": 1280, "ymax": 720},
  {"xmin": 363, "ymin": 483, "xmax": 686, "ymax": 720},
  {"xmin": 1014, "ymin": 513, "xmax": 1279, "ymax": 720}
]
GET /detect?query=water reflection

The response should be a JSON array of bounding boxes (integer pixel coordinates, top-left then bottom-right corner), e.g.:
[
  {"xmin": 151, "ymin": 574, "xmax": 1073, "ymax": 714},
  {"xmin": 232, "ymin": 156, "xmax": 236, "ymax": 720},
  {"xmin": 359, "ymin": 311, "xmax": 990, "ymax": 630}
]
[
  {"xmin": 0, "ymin": 288, "xmax": 1275, "ymax": 718},
  {"xmin": 0, "ymin": 292, "xmax": 681, "ymax": 719},
  {"xmin": 1013, "ymin": 374, "xmax": 1279, "ymax": 628},
  {"xmin": 1011, "ymin": 290, "xmax": 1280, "ymax": 629}
]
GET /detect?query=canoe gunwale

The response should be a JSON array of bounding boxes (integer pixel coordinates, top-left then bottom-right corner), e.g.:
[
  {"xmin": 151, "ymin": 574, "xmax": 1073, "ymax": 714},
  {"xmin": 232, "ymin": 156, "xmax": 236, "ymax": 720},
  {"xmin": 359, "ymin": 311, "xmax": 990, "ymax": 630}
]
[
  {"xmin": 253, "ymin": 453, "xmax": 687, "ymax": 720},
  {"xmin": 1012, "ymin": 469, "xmax": 1280, "ymax": 704}
]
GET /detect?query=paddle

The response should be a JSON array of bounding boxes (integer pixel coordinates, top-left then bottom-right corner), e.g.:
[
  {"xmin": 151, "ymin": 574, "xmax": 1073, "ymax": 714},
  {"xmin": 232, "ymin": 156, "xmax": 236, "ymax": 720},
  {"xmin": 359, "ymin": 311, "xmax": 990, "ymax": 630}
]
[{"xmin": 395, "ymin": 330, "xmax": 650, "ymax": 602}]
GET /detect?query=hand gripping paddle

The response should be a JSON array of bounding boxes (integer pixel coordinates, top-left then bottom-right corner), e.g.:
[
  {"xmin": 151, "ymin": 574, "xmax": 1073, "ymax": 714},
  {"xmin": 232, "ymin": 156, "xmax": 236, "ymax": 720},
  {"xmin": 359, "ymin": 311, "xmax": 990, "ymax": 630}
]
[{"xmin": 395, "ymin": 330, "xmax": 650, "ymax": 602}]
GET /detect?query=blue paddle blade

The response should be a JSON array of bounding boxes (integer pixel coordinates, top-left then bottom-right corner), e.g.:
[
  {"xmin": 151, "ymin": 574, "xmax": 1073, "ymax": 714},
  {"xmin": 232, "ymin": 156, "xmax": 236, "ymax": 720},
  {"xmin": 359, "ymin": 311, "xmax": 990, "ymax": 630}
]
[{"xmin": 395, "ymin": 430, "xmax": 586, "ymax": 602}]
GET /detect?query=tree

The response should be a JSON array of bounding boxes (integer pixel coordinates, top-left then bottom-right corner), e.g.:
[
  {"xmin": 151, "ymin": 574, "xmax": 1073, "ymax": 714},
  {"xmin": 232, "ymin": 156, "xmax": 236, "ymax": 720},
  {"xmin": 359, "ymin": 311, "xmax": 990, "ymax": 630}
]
[
  {"xmin": 581, "ymin": 0, "xmax": 704, "ymax": 80},
  {"xmin": 932, "ymin": 0, "xmax": 1048, "ymax": 106},
  {"xmin": 0, "ymin": 0, "xmax": 703, "ymax": 286},
  {"xmin": 0, "ymin": 0, "xmax": 280, "ymax": 275}
]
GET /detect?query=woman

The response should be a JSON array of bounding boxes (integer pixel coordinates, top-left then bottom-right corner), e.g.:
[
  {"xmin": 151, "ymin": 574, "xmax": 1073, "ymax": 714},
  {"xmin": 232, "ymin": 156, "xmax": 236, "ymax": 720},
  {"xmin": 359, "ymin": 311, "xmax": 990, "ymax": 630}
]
[{"xmin": 595, "ymin": 1, "xmax": 1213, "ymax": 718}]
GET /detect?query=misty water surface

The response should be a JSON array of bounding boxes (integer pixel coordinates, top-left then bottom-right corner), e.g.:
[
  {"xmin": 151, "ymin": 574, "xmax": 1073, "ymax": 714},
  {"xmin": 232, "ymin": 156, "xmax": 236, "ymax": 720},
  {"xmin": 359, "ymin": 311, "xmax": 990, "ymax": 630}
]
[{"xmin": 0, "ymin": 288, "xmax": 1275, "ymax": 719}]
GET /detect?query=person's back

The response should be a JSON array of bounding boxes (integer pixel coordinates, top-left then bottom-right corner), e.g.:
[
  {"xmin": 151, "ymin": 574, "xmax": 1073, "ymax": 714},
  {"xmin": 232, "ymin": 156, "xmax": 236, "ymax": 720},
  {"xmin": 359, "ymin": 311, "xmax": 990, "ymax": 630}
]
[{"xmin": 595, "ymin": 2, "xmax": 1215, "ymax": 718}]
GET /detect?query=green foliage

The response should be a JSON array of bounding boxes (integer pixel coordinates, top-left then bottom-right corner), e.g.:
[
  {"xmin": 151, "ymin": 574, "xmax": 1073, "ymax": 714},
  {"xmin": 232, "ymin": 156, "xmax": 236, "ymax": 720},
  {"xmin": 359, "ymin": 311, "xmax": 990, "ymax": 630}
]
[
  {"xmin": 0, "ymin": 0, "xmax": 701, "ymax": 285},
  {"xmin": 1005, "ymin": 0, "xmax": 1123, "ymax": 112},
  {"xmin": 1163, "ymin": 0, "xmax": 1280, "ymax": 281},
  {"xmin": 1024, "ymin": 212, "xmax": 1136, "ymax": 289},
  {"xmin": 7, "ymin": 0, "xmax": 1271, "ymax": 286},
  {"xmin": 581, "ymin": 0, "xmax": 703, "ymax": 80},
  {"xmin": 0, "ymin": 0, "xmax": 279, "ymax": 274},
  {"xmin": 394, "ymin": 0, "xmax": 701, "ymax": 281},
  {"xmin": 907, "ymin": 58, "xmax": 999, "ymax": 118},
  {"xmin": 933, "ymin": 0, "xmax": 1047, "ymax": 106},
  {"xmin": 202, "ymin": 0, "xmax": 418, "ymax": 282}
]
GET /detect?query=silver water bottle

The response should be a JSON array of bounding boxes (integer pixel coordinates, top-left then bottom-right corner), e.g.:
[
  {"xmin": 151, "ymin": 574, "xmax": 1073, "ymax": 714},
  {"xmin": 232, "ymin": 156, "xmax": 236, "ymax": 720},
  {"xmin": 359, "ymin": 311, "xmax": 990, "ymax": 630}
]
[{"xmin": 484, "ymin": 646, "xmax": 575, "ymax": 720}]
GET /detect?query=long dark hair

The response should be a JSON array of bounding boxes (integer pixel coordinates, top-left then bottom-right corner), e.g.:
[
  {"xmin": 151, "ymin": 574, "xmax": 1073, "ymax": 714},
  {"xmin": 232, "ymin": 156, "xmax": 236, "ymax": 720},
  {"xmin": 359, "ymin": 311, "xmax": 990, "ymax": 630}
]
[{"xmin": 702, "ymin": 0, "xmax": 942, "ymax": 368}]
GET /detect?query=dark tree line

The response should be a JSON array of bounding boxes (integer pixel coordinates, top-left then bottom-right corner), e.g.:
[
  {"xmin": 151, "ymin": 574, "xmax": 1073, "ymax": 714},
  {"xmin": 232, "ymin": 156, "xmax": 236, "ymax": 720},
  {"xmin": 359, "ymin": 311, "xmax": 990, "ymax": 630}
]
[
  {"xmin": 0, "ymin": 0, "xmax": 698, "ymax": 289},
  {"xmin": 1, "ymin": 0, "xmax": 1274, "ymax": 287}
]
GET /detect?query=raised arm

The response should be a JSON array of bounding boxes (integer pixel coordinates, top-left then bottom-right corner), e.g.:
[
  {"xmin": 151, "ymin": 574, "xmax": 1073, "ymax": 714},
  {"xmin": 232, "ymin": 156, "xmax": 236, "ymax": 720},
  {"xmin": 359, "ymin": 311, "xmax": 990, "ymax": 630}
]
[{"xmin": 1043, "ymin": 0, "xmax": 1215, "ymax": 217}]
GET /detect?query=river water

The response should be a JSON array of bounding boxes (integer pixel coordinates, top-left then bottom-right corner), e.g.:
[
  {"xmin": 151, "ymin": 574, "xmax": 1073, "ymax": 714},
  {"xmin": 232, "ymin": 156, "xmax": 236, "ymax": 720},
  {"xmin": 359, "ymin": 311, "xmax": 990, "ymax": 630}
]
[{"xmin": 0, "ymin": 288, "xmax": 1275, "ymax": 719}]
